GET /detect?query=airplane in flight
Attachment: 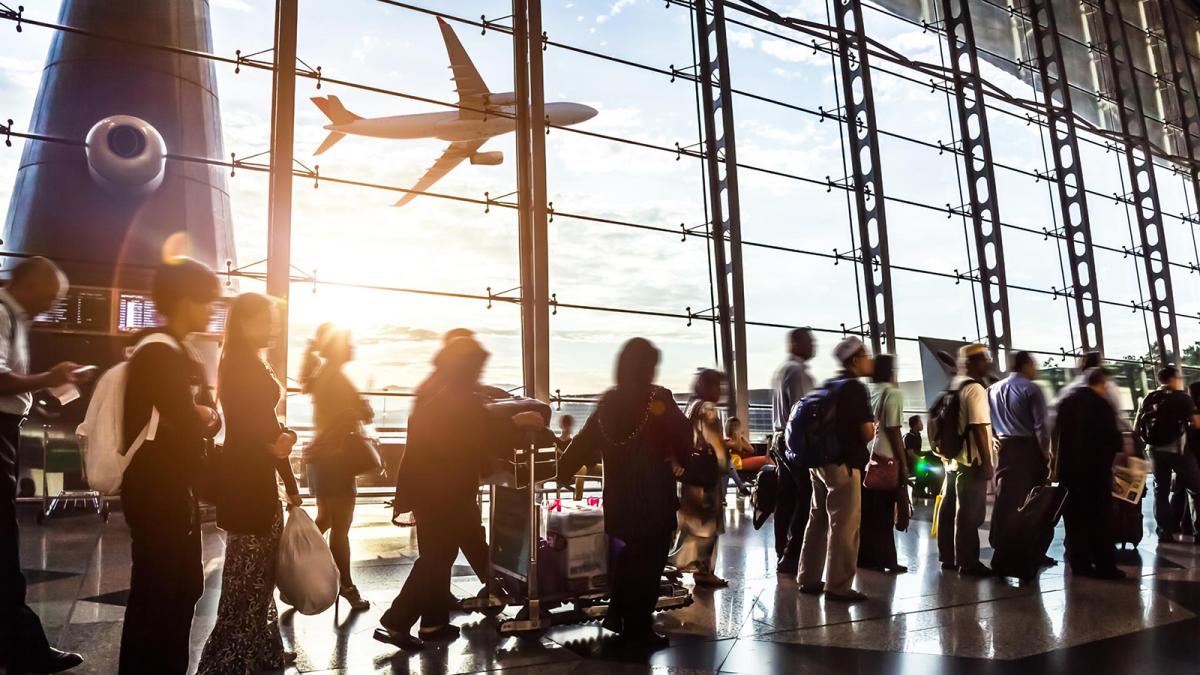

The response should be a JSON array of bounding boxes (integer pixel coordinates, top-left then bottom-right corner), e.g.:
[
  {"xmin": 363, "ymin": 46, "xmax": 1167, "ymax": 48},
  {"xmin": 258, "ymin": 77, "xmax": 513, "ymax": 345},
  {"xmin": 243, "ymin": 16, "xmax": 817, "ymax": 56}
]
[{"xmin": 311, "ymin": 17, "xmax": 598, "ymax": 207}]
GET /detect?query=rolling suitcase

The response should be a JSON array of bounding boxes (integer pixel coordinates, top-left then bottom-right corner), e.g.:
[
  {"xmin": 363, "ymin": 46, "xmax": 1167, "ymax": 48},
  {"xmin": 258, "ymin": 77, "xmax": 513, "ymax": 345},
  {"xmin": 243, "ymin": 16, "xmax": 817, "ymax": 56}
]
[
  {"xmin": 991, "ymin": 484, "xmax": 1068, "ymax": 581},
  {"xmin": 1111, "ymin": 495, "xmax": 1144, "ymax": 548}
]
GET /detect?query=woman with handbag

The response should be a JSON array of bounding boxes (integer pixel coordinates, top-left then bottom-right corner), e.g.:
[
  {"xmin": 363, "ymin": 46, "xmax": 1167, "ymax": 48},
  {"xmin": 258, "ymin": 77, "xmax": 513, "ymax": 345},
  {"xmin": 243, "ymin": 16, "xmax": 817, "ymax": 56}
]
[
  {"xmin": 669, "ymin": 369, "xmax": 731, "ymax": 588},
  {"xmin": 558, "ymin": 338, "xmax": 693, "ymax": 648},
  {"xmin": 858, "ymin": 354, "xmax": 911, "ymax": 573},
  {"xmin": 197, "ymin": 293, "xmax": 300, "ymax": 674},
  {"xmin": 301, "ymin": 324, "xmax": 374, "ymax": 611}
]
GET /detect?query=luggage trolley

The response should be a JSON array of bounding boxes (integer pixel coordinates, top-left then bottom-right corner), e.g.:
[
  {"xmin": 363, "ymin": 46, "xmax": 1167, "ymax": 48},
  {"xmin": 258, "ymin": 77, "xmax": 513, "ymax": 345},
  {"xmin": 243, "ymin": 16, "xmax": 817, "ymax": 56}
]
[
  {"xmin": 465, "ymin": 433, "xmax": 692, "ymax": 637},
  {"xmin": 36, "ymin": 424, "xmax": 108, "ymax": 524}
]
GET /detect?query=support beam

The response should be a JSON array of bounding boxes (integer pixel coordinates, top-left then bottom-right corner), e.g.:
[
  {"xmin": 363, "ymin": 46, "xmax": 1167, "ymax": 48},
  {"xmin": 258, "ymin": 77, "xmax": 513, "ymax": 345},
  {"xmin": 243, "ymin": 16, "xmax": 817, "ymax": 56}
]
[
  {"xmin": 1097, "ymin": 0, "xmax": 1180, "ymax": 364},
  {"xmin": 831, "ymin": 0, "xmax": 896, "ymax": 354},
  {"xmin": 1024, "ymin": 0, "xmax": 1105, "ymax": 355},
  {"xmin": 266, "ymin": 0, "xmax": 297, "ymax": 403},
  {"xmin": 940, "ymin": 0, "xmax": 1013, "ymax": 359},
  {"xmin": 527, "ymin": 0, "xmax": 551, "ymax": 402},
  {"xmin": 694, "ymin": 0, "xmax": 750, "ymax": 422},
  {"xmin": 512, "ymin": 0, "xmax": 537, "ymax": 395}
]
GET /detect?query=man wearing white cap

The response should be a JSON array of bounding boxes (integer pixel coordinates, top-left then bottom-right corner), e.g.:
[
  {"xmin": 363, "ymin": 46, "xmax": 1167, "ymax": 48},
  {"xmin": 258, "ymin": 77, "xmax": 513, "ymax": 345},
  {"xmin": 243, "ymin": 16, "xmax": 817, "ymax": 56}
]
[{"xmin": 797, "ymin": 336, "xmax": 875, "ymax": 602}]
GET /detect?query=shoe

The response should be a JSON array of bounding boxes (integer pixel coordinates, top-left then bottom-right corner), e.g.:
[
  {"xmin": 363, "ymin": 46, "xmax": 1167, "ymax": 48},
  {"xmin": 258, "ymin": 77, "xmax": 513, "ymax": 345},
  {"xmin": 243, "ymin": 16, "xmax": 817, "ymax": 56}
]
[
  {"xmin": 798, "ymin": 582, "xmax": 825, "ymax": 595},
  {"xmin": 373, "ymin": 627, "xmax": 424, "ymax": 651},
  {"xmin": 447, "ymin": 592, "xmax": 466, "ymax": 613},
  {"xmin": 940, "ymin": 561, "xmax": 957, "ymax": 571},
  {"xmin": 825, "ymin": 589, "xmax": 869, "ymax": 603},
  {"xmin": 340, "ymin": 585, "xmax": 370, "ymax": 611},
  {"xmin": 694, "ymin": 572, "xmax": 729, "ymax": 588},
  {"xmin": 888, "ymin": 564, "xmax": 909, "ymax": 574},
  {"xmin": 617, "ymin": 630, "xmax": 670, "ymax": 649},
  {"xmin": 11, "ymin": 648, "xmax": 85, "ymax": 673},
  {"xmin": 1041, "ymin": 555, "xmax": 1058, "ymax": 567},
  {"xmin": 958, "ymin": 563, "xmax": 992, "ymax": 577},
  {"xmin": 418, "ymin": 624, "xmax": 461, "ymax": 641}
]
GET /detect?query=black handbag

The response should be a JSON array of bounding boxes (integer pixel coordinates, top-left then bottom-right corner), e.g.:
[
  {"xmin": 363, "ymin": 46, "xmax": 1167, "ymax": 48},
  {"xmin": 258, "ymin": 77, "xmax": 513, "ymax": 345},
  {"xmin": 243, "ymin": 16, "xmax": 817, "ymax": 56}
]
[
  {"xmin": 681, "ymin": 446, "xmax": 720, "ymax": 487},
  {"xmin": 338, "ymin": 426, "xmax": 383, "ymax": 477}
]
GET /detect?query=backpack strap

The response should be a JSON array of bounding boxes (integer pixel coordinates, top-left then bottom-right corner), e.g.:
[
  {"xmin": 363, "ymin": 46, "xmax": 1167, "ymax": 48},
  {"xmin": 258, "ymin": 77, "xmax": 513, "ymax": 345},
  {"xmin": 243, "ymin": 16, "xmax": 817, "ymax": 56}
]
[{"xmin": 125, "ymin": 333, "xmax": 184, "ymax": 454}]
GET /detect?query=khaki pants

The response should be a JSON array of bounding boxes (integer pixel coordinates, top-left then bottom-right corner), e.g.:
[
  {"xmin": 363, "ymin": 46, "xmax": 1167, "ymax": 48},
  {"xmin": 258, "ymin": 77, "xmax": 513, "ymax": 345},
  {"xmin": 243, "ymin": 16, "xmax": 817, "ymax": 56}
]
[{"xmin": 798, "ymin": 463, "xmax": 862, "ymax": 595}]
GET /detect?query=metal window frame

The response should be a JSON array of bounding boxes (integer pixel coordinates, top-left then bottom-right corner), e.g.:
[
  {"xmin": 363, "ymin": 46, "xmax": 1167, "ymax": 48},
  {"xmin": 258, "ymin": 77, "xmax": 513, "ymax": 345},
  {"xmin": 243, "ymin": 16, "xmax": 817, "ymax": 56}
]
[
  {"xmin": 1097, "ymin": 0, "xmax": 1180, "ymax": 364},
  {"xmin": 1024, "ymin": 0, "xmax": 1106, "ymax": 355},
  {"xmin": 940, "ymin": 0, "xmax": 1013, "ymax": 359},
  {"xmin": 695, "ymin": 0, "xmax": 750, "ymax": 421},
  {"xmin": 831, "ymin": 0, "xmax": 896, "ymax": 355},
  {"xmin": 266, "ymin": 0, "xmax": 298, "ymax": 401}
]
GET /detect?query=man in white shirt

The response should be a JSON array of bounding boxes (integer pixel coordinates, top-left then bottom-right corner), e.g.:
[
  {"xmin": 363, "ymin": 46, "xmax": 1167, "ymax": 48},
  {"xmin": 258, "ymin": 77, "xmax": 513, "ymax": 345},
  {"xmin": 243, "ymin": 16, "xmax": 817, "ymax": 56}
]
[
  {"xmin": 935, "ymin": 343, "xmax": 995, "ymax": 577},
  {"xmin": 0, "ymin": 257, "xmax": 90, "ymax": 674},
  {"xmin": 770, "ymin": 328, "xmax": 815, "ymax": 576}
]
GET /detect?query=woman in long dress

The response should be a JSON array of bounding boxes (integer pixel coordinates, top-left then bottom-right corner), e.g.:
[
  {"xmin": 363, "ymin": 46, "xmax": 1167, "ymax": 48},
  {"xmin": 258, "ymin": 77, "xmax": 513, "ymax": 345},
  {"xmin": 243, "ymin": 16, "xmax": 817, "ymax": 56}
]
[
  {"xmin": 197, "ymin": 293, "xmax": 300, "ymax": 674},
  {"xmin": 670, "ymin": 369, "xmax": 730, "ymax": 588}
]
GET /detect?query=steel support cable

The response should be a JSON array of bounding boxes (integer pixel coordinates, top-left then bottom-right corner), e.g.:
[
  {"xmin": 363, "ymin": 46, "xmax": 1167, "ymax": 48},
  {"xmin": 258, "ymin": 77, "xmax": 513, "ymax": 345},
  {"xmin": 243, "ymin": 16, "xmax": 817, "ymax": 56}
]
[
  {"xmin": 4, "ymin": 6, "xmax": 1197, "ymax": 241},
  {"xmin": 7, "ymin": 125, "xmax": 1197, "ymax": 325}
]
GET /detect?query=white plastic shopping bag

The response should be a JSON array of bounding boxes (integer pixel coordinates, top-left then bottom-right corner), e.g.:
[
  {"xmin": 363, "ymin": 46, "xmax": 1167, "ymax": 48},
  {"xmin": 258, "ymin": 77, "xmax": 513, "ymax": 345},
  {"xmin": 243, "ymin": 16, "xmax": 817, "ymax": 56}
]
[{"xmin": 276, "ymin": 505, "xmax": 340, "ymax": 615}]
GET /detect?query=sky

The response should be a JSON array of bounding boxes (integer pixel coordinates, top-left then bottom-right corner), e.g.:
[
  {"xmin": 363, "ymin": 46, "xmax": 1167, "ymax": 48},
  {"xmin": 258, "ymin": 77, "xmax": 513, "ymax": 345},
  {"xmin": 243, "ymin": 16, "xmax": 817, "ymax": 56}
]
[{"xmin": 2, "ymin": 0, "xmax": 1199, "ymax": 406}]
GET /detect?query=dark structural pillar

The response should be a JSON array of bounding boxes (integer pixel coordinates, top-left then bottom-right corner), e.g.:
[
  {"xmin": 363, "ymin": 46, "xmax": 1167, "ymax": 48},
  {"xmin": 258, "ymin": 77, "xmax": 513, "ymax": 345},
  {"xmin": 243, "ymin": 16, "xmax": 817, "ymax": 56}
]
[
  {"xmin": 512, "ymin": 0, "xmax": 538, "ymax": 396},
  {"xmin": 831, "ymin": 0, "xmax": 896, "ymax": 354},
  {"xmin": 695, "ymin": 0, "xmax": 750, "ymax": 422},
  {"xmin": 267, "ymin": 0, "xmax": 298, "ymax": 390},
  {"xmin": 527, "ymin": 0, "xmax": 551, "ymax": 402},
  {"xmin": 1096, "ymin": 0, "xmax": 1179, "ymax": 365},
  {"xmin": 1024, "ymin": 0, "xmax": 1105, "ymax": 355},
  {"xmin": 940, "ymin": 0, "xmax": 1013, "ymax": 359},
  {"xmin": 3, "ymin": 0, "xmax": 234, "ymax": 290}
]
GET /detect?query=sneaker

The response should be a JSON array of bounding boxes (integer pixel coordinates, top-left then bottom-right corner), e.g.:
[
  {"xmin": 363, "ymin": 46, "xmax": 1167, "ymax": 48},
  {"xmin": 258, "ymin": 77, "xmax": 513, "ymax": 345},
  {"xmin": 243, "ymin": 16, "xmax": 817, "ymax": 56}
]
[{"xmin": 798, "ymin": 582, "xmax": 825, "ymax": 595}]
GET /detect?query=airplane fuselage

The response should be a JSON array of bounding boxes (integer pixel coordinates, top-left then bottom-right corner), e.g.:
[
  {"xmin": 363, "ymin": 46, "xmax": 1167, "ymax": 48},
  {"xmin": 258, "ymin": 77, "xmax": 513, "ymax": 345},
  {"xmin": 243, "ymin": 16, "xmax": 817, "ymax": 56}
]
[{"xmin": 325, "ymin": 102, "xmax": 596, "ymax": 142}]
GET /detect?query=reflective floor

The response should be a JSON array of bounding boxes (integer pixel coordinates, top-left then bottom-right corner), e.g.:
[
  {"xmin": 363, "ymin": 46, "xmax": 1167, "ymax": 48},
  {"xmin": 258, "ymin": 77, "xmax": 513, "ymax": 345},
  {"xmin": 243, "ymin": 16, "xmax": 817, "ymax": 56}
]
[{"xmin": 14, "ymin": 492, "xmax": 1200, "ymax": 674}]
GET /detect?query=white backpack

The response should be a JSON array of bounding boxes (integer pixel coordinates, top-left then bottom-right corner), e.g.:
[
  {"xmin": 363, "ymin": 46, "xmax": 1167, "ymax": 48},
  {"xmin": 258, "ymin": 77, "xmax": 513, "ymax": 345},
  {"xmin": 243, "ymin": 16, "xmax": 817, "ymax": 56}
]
[{"xmin": 77, "ymin": 333, "xmax": 182, "ymax": 495}]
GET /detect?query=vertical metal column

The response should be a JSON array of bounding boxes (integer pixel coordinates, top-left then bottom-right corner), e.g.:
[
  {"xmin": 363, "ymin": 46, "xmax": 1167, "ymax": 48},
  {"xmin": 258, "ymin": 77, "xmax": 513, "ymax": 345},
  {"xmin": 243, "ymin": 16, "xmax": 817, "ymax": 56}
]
[
  {"xmin": 940, "ymin": 0, "xmax": 1013, "ymax": 359},
  {"xmin": 831, "ymin": 0, "xmax": 896, "ymax": 354},
  {"xmin": 527, "ymin": 0, "xmax": 551, "ymax": 402},
  {"xmin": 695, "ymin": 0, "xmax": 750, "ymax": 422},
  {"xmin": 1024, "ymin": 0, "xmax": 1105, "ymax": 354},
  {"xmin": 266, "ymin": 0, "xmax": 298, "ymax": 398},
  {"xmin": 1097, "ymin": 0, "xmax": 1180, "ymax": 364},
  {"xmin": 512, "ymin": 0, "xmax": 537, "ymax": 394}
]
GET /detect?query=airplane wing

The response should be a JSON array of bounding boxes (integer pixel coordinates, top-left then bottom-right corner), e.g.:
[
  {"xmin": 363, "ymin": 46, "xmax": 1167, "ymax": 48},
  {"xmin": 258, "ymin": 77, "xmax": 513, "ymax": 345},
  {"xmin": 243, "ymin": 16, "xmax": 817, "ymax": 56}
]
[
  {"xmin": 436, "ymin": 17, "xmax": 490, "ymax": 119},
  {"xmin": 394, "ymin": 138, "xmax": 486, "ymax": 207}
]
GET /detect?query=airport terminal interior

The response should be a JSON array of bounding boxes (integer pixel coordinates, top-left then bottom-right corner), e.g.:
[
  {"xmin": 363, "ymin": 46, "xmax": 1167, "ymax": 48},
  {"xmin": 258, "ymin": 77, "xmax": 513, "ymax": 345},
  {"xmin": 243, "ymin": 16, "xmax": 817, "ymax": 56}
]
[{"xmin": 6, "ymin": 0, "xmax": 1200, "ymax": 673}]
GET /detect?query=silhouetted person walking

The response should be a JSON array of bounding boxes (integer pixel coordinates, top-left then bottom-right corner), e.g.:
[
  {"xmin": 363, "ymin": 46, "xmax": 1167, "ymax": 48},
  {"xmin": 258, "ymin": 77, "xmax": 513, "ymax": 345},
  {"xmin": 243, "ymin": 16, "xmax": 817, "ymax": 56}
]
[{"xmin": 771, "ymin": 328, "xmax": 815, "ymax": 576}]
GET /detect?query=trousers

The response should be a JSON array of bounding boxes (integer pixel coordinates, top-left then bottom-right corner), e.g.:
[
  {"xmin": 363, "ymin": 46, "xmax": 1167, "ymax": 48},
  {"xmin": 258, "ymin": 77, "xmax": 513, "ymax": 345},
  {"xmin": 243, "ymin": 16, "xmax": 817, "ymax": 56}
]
[
  {"xmin": 773, "ymin": 453, "xmax": 812, "ymax": 573},
  {"xmin": 798, "ymin": 464, "xmax": 862, "ymax": 594},
  {"xmin": 0, "ymin": 413, "xmax": 50, "ymax": 669}
]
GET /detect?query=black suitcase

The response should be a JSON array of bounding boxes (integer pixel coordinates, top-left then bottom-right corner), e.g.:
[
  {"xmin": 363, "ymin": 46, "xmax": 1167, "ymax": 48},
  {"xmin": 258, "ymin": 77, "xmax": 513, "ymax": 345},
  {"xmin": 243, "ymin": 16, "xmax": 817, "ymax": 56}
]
[
  {"xmin": 751, "ymin": 463, "xmax": 778, "ymax": 530},
  {"xmin": 1111, "ymin": 496, "xmax": 1144, "ymax": 548},
  {"xmin": 991, "ymin": 484, "xmax": 1069, "ymax": 581}
]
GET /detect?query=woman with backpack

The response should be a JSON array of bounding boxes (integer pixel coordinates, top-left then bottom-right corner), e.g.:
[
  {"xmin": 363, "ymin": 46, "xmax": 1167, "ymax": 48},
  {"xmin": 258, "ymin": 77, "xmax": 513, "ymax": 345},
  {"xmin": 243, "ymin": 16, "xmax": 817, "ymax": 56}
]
[
  {"xmin": 197, "ymin": 293, "xmax": 300, "ymax": 674},
  {"xmin": 558, "ymin": 338, "xmax": 693, "ymax": 647},
  {"xmin": 301, "ymin": 324, "xmax": 373, "ymax": 612},
  {"xmin": 669, "ymin": 368, "xmax": 731, "ymax": 588}
]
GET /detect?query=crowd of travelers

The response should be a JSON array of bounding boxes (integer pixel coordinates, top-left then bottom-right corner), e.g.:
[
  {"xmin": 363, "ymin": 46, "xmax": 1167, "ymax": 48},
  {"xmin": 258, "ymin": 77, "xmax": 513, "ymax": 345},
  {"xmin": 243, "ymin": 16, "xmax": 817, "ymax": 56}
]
[{"xmin": 0, "ymin": 255, "xmax": 1197, "ymax": 673}]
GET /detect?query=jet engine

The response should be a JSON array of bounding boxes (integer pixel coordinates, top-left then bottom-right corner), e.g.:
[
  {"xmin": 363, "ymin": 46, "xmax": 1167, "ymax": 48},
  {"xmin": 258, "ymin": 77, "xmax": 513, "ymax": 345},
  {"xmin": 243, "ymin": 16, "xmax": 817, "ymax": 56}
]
[
  {"xmin": 84, "ymin": 115, "xmax": 167, "ymax": 196},
  {"xmin": 485, "ymin": 92, "xmax": 517, "ymax": 107},
  {"xmin": 470, "ymin": 151, "xmax": 504, "ymax": 166}
]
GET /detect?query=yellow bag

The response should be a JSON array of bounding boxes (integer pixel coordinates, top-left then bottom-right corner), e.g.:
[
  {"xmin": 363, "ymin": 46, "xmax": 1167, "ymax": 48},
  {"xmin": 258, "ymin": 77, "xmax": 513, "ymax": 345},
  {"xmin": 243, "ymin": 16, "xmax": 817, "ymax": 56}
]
[{"xmin": 931, "ymin": 494, "xmax": 943, "ymax": 537}]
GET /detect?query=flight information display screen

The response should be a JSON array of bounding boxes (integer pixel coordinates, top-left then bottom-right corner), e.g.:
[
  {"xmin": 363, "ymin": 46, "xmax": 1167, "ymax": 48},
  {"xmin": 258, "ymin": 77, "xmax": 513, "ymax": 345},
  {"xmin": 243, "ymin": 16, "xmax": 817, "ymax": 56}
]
[
  {"xmin": 117, "ymin": 292, "xmax": 229, "ymax": 335},
  {"xmin": 33, "ymin": 287, "xmax": 114, "ymax": 333}
]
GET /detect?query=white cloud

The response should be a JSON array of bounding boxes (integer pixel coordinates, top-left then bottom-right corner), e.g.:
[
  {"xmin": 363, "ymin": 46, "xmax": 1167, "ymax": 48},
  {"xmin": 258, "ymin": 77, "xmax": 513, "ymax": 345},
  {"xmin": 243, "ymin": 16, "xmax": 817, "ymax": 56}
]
[
  {"xmin": 727, "ymin": 29, "xmax": 755, "ymax": 49},
  {"xmin": 351, "ymin": 35, "xmax": 378, "ymax": 63},
  {"xmin": 759, "ymin": 37, "xmax": 825, "ymax": 66}
]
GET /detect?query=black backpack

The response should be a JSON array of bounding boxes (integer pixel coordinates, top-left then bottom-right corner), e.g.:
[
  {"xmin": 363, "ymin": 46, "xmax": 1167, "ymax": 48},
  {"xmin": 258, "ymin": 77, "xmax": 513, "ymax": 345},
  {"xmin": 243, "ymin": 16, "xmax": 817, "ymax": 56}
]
[
  {"xmin": 784, "ymin": 379, "xmax": 847, "ymax": 469},
  {"xmin": 927, "ymin": 379, "xmax": 980, "ymax": 460},
  {"xmin": 1135, "ymin": 390, "xmax": 1187, "ymax": 447}
]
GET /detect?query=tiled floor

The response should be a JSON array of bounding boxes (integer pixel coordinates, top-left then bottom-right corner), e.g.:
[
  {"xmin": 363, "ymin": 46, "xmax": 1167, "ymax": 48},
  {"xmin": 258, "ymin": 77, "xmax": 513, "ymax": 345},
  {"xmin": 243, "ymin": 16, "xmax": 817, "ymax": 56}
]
[{"xmin": 14, "ymin": 493, "xmax": 1200, "ymax": 674}]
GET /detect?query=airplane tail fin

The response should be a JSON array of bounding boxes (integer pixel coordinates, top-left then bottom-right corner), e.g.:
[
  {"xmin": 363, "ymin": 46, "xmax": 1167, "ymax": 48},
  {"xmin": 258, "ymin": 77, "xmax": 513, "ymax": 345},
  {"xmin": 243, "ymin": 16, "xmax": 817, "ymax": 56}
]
[
  {"xmin": 314, "ymin": 131, "xmax": 346, "ymax": 156},
  {"xmin": 311, "ymin": 95, "xmax": 361, "ymax": 125}
]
